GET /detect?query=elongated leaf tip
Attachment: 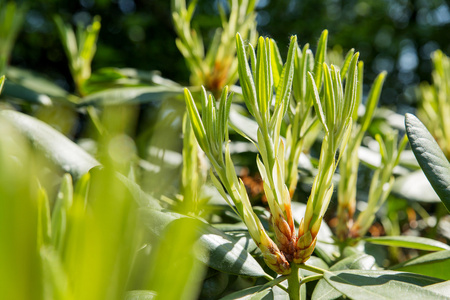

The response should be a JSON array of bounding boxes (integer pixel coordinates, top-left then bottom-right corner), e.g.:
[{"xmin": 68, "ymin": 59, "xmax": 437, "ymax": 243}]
[{"xmin": 183, "ymin": 88, "xmax": 193, "ymax": 103}]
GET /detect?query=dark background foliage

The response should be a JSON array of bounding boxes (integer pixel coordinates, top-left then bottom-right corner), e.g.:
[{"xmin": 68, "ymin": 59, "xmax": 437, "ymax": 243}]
[{"xmin": 12, "ymin": 0, "xmax": 450, "ymax": 111}]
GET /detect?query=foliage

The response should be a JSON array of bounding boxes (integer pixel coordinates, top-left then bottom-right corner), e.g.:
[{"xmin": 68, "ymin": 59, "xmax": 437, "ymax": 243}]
[
  {"xmin": 418, "ymin": 50, "xmax": 450, "ymax": 159},
  {"xmin": 405, "ymin": 113, "xmax": 450, "ymax": 213},
  {"xmin": 0, "ymin": 1, "xmax": 449, "ymax": 300}
]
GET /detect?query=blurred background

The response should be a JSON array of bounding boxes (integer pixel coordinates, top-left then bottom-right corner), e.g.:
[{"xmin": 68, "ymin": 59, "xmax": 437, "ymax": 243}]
[{"xmin": 12, "ymin": 0, "xmax": 450, "ymax": 113}]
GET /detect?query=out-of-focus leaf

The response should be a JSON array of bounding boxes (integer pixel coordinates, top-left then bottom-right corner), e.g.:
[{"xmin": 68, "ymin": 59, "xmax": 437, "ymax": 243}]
[
  {"xmin": 405, "ymin": 113, "xmax": 450, "ymax": 212},
  {"xmin": 3, "ymin": 81, "xmax": 52, "ymax": 105},
  {"xmin": 323, "ymin": 270, "xmax": 445, "ymax": 300},
  {"xmin": 124, "ymin": 290, "xmax": 156, "ymax": 300},
  {"xmin": 229, "ymin": 109, "xmax": 258, "ymax": 142},
  {"xmin": 5, "ymin": 66, "xmax": 69, "ymax": 99},
  {"xmin": 51, "ymin": 174, "xmax": 73, "ymax": 253},
  {"xmin": 78, "ymin": 86, "xmax": 183, "ymax": 106},
  {"xmin": 140, "ymin": 209, "xmax": 267, "ymax": 277},
  {"xmin": 391, "ymin": 250, "xmax": 450, "ymax": 280},
  {"xmin": 399, "ymin": 150, "xmax": 420, "ymax": 169},
  {"xmin": 40, "ymin": 246, "xmax": 70, "ymax": 300},
  {"xmin": 358, "ymin": 145, "xmax": 409, "ymax": 175},
  {"xmin": 82, "ymin": 68, "xmax": 180, "ymax": 94},
  {"xmin": 0, "ymin": 110, "xmax": 99, "ymax": 178},
  {"xmin": 312, "ymin": 254, "xmax": 377, "ymax": 300},
  {"xmin": 37, "ymin": 187, "xmax": 51, "ymax": 247},
  {"xmin": 116, "ymin": 173, "xmax": 162, "ymax": 209},
  {"xmin": 358, "ymin": 145, "xmax": 381, "ymax": 169},
  {"xmin": 392, "ymin": 170, "xmax": 440, "ymax": 203},
  {"xmin": 359, "ymin": 72, "xmax": 386, "ymax": 133},
  {"xmin": 364, "ymin": 236, "xmax": 450, "ymax": 251},
  {"xmin": 145, "ymin": 213, "xmax": 204, "ymax": 299},
  {"xmin": 425, "ymin": 281, "xmax": 450, "ymax": 297}
]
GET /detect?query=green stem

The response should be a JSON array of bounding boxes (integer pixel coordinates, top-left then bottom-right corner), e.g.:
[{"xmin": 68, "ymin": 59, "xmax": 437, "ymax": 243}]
[
  {"xmin": 300, "ymin": 274, "xmax": 323, "ymax": 285},
  {"xmin": 263, "ymin": 274, "xmax": 289, "ymax": 293},
  {"xmin": 297, "ymin": 263, "xmax": 326, "ymax": 274},
  {"xmin": 86, "ymin": 106, "xmax": 105, "ymax": 136},
  {"xmin": 287, "ymin": 263, "xmax": 301, "ymax": 300}
]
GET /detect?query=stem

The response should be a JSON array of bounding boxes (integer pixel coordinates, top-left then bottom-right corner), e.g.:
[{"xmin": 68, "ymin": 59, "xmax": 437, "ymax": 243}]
[
  {"xmin": 86, "ymin": 106, "xmax": 105, "ymax": 136},
  {"xmin": 300, "ymin": 274, "xmax": 323, "ymax": 285},
  {"xmin": 297, "ymin": 263, "xmax": 326, "ymax": 274},
  {"xmin": 263, "ymin": 274, "xmax": 289, "ymax": 293},
  {"xmin": 287, "ymin": 263, "xmax": 301, "ymax": 300}
]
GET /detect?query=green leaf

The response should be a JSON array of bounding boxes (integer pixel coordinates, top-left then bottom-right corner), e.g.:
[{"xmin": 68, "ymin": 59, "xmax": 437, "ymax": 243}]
[
  {"xmin": 236, "ymin": 33, "xmax": 258, "ymax": 118},
  {"xmin": 364, "ymin": 236, "xmax": 450, "ymax": 251},
  {"xmin": 3, "ymin": 80, "xmax": 52, "ymax": 106},
  {"xmin": 51, "ymin": 174, "xmax": 73, "ymax": 252},
  {"xmin": 124, "ymin": 290, "xmax": 156, "ymax": 300},
  {"xmin": 255, "ymin": 36, "xmax": 271, "ymax": 116},
  {"xmin": 140, "ymin": 209, "xmax": 267, "ymax": 277},
  {"xmin": 313, "ymin": 30, "xmax": 328, "ymax": 88},
  {"xmin": 359, "ymin": 71, "xmax": 386, "ymax": 133},
  {"xmin": 202, "ymin": 226, "xmax": 266, "ymax": 277},
  {"xmin": 145, "ymin": 211, "xmax": 204, "ymax": 300},
  {"xmin": 342, "ymin": 53, "xmax": 359, "ymax": 122},
  {"xmin": 339, "ymin": 48, "xmax": 355, "ymax": 80},
  {"xmin": 308, "ymin": 72, "xmax": 328, "ymax": 133},
  {"xmin": 116, "ymin": 173, "xmax": 162, "ymax": 209},
  {"xmin": 37, "ymin": 187, "xmax": 51, "ymax": 247},
  {"xmin": 270, "ymin": 38, "xmax": 283, "ymax": 88},
  {"xmin": 312, "ymin": 254, "xmax": 377, "ymax": 300},
  {"xmin": 392, "ymin": 250, "xmax": 450, "ymax": 280},
  {"xmin": 78, "ymin": 86, "xmax": 183, "ymax": 106},
  {"xmin": 5, "ymin": 67, "xmax": 69, "ymax": 99},
  {"xmin": 40, "ymin": 246, "xmax": 71, "ymax": 300},
  {"xmin": 323, "ymin": 270, "xmax": 445, "ymax": 300},
  {"xmin": 184, "ymin": 88, "xmax": 209, "ymax": 153},
  {"xmin": 405, "ymin": 113, "xmax": 450, "ymax": 212},
  {"xmin": 0, "ymin": 110, "xmax": 100, "ymax": 179},
  {"xmin": 275, "ymin": 35, "xmax": 297, "ymax": 117}
]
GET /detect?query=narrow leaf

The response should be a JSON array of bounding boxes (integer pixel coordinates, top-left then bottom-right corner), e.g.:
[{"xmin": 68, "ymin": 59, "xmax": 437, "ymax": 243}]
[
  {"xmin": 359, "ymin": 71, "xmax": 387, "ymax": 133},
  {"xmin": 275, "ymin": 35, "xmax": 297, "ymax": 117},
  {"xmin": 78, "ymin": 86, "xmax": 183, "ymax": 106},
  {"xmin": 236, "ymin": 33, "xmax": 258, "ymax": 117},
  {"xmin": 339, "ymin": 48, "xmax": 355, "ymax": 80},
  {"xmin": 364, "ymin": 236, "xmax": 450, "ymax": 251},
  {"xmin": 312, "ymin": 30, "xmax": 328, "ymax": 88},
  {"xmin": 308, "ymin": 72, "xmax": 328, "ymax": 133},
  {"xmin": 184, "ymin": 88, "xmax": 209, "ymax": 153},
  {"xmin": 3, "ymin": 81, "xmax": 52, "ymax": 106}
]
